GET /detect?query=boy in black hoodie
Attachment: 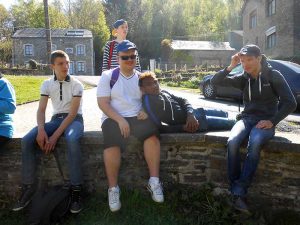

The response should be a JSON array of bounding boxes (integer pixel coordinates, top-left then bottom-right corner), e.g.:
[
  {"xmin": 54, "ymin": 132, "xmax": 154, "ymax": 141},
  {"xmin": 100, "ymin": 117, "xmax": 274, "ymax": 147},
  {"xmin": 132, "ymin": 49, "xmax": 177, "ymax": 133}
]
[
  {"xmin": 211, "ymin": 44, "xmax": 297, "ymax": 213},
  {"xmin": 139, "ymin": 72, "xmax": 235, "ymax": 133}
]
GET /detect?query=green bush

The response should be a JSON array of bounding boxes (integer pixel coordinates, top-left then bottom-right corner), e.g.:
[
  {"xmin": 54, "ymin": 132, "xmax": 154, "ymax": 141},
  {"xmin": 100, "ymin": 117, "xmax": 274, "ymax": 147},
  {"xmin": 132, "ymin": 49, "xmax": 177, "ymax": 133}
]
[
  {"xmin": 162, "ymin": 76, "xmax": 203, "ymax": 89},
  {"xmin": 154, "ymin": 69, "xmax": 162, "ymax": 76},
  {"xmin": 28, "ymin": 59, "xmax": 38, "ymax": 69}
]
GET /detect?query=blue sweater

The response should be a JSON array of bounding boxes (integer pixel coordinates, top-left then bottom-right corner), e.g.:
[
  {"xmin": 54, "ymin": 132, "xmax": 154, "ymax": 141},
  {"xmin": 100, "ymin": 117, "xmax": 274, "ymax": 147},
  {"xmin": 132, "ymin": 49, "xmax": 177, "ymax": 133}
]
[{"xmin": 0, "ymin": 76, "xmax": 16, "ymax": 138}]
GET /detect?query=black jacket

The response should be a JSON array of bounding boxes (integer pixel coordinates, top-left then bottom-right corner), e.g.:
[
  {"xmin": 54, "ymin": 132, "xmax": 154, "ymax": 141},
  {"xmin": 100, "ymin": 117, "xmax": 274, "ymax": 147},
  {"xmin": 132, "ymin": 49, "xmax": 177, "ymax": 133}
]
[
  {"xmin": 211, "ymin": 56, "xmax": 297, "ymax": 125},
  {"xmin": 142, "ymin": 90, "xmax": 200, "ymax": 132}
]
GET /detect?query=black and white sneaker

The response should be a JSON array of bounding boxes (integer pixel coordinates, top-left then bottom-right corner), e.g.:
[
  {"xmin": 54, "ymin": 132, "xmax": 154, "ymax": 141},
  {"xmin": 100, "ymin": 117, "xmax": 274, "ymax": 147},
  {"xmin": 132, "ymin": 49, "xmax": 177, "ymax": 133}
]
[
  {"xmin": 70, "ymin": 185, "xmax": 83, "ymax": 214},
  {"xmin": 12, "ymin": 184, "xmax": 36, "ymax": 211}
]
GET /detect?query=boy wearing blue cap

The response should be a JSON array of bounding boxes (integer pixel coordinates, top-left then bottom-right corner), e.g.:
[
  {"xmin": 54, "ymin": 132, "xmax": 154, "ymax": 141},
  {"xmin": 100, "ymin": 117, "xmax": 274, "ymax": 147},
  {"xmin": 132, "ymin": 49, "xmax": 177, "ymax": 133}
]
[
  {"xmin": 102, "ymin": 19, "xmax": 141, "ymax": 72},
  {"xmin": 211, "ymin": 44, "xmax": 296, "ymax": 213},
  {"xmin": 97, "ymin": 40, "xmax": 164, "ymax": 212},
  {"xmin": 0, "ymin": 72, "xmax": 16, "ymax": 149}
]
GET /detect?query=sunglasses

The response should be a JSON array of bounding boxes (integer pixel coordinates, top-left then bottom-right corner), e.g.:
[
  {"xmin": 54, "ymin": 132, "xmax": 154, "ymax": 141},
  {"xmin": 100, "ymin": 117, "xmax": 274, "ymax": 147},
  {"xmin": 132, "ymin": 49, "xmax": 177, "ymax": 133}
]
[{"xmin": 120, "ymin": 55, "xmax": 137, "ymax": 60}]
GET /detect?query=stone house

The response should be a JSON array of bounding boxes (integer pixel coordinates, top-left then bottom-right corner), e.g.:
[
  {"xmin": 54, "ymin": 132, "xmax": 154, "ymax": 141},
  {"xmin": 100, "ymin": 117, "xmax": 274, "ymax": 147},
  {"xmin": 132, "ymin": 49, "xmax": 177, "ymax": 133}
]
[
  {"xmin": 12, "ymin": 28, "xmax": 94, "ymax": 75},
  {"xmin": 242, "ymin": 0, "xmax": 300, "ymax": 62},
  {"xmin": 170, "ymin": 40, "xmax": 236, "ymax": 66}
]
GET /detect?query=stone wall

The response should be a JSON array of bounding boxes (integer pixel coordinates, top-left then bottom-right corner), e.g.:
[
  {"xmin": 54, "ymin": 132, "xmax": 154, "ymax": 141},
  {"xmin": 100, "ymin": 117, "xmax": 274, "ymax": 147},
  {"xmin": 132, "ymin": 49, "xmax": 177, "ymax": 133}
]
[
  {"xmin": 12, "ymin": 37, "xmax": 94, "ymax": 75},
  {"xmin": 189, "ymin": 50, "xmax": 236, "ymax": 66},
  {"xmin": 242, "ymin": 0, "xmax": 295, "ymax": 59},
  {"xmin": 1, "ymin": 131, "xmax": 299, "ymax": 211}
]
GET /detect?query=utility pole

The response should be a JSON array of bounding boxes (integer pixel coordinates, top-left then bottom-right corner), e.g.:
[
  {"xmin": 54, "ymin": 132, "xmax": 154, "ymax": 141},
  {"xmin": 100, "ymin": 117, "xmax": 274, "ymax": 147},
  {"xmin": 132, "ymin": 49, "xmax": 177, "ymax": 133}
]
[{"xmin": 43, "ymin": 0, "xmax": 52, "ymax": 64}]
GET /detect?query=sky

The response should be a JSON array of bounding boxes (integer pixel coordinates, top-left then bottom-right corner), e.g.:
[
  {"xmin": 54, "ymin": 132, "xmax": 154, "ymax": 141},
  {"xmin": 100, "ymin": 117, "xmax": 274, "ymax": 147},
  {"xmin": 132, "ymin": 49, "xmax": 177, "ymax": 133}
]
[
  {"xmin": 0, "ymin": 0, "xmax": 57, "ymax": 10},
  {"xmin": 0, "ymin": 0, "xmax": 17, "ymax": 9}
]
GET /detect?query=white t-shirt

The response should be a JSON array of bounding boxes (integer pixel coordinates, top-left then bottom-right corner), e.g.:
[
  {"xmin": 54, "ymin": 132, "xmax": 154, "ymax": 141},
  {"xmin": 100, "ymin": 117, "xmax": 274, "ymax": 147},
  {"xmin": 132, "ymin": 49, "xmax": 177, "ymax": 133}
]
[
  {"xmin": 41, "ymin": 75, "xmax": 83, "ymax": 115},
  {"xmin": 97, "ymin": 69, "xmax": 142, "ymax": 123}
]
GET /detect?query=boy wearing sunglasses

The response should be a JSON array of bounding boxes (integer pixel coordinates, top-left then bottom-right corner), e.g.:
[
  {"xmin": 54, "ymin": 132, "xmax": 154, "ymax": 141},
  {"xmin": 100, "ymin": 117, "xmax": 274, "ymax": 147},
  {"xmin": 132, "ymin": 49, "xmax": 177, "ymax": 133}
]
[{"xmin": 97, "ymin": 40, "xmax": 164, "ymax": 212}]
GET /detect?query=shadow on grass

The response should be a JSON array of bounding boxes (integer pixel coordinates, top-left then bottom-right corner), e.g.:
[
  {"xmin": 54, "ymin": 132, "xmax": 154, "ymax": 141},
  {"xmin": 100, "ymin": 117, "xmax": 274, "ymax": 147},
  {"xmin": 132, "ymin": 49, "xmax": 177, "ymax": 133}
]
[{"xmin": 1, "ymin": 183, "xmax": 299, "ymax": 225}]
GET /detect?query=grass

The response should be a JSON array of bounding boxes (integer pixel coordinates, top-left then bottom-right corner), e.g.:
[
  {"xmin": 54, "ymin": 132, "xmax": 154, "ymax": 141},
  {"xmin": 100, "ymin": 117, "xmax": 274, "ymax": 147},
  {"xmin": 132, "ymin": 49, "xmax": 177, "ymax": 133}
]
[
  {"xmin": 5, "ymin": 75, "xmax": 94, "ymax": 105},
  {"xmin": 1, "ymin": 184, "xmax": 299, "ymax": 225},
  {"xmin": 6, "ymin": 75, "xmax": 48, "ymax": 105},
  {"xmin": 160, "ymin": 84, "xmax": 201, "ymax": 94},
  {"xmin": 161, "ymin": 76, "xmax": 203, "ymax": 90}
]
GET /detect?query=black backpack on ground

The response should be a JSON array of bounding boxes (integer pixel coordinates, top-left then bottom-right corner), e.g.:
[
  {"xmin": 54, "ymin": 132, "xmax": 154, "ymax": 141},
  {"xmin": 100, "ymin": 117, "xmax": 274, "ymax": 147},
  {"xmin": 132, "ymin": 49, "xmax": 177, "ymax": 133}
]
[
  {"xmin": 28, "ymin": 151, "xmax": 71, "ymax": 225},
  {"xmin": 28, "ymin": 184, "xmax": 71, "ymax": 225}
]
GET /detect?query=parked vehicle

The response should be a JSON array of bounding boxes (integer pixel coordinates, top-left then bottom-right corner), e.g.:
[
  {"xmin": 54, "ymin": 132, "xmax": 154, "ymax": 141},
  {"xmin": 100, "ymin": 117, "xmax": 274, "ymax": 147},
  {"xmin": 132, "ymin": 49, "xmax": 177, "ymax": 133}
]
[{"xmin": 199, "ymin": 60, "xmax": 300, "ymax": 109}]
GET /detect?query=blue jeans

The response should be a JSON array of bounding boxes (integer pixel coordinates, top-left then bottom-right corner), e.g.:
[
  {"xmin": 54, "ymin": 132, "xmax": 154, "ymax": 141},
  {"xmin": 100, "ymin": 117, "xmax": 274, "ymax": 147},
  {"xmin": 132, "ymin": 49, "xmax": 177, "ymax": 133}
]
[
  {"xmin": 227, "ymin": 117, "xmax": 275, "ymax": 196},
  {"xmin": 21, "ymin": 114, "xmax": 84, "ymax": 186},
  {"xmin": 194, "ymin": 108, "xmax": 235, "ymax": 131}
]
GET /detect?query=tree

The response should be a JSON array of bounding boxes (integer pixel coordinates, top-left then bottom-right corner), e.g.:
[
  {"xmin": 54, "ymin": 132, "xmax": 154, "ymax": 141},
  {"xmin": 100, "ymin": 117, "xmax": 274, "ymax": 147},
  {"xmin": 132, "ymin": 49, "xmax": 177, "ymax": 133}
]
[
  {"xmin": 11, "ymin": 0, "xmax": 69, "ymax": 29},
  {"xmin": 0, "ymin": 39, "xmax": 12, "ymax": 64},
  {"xmin": 0, "ymin": 4, "xmax": 12, "ymax": 38},
  {"xmin": 0, "ymin": 4, "xmax": 13, "ymax": 64},
  {"xmin": 161, "ymin": 39, "xmax": 172, "ymax": 63},
  {"xmin": 69, "ymin": 0, "xmax": 110, "ymax": 74}
]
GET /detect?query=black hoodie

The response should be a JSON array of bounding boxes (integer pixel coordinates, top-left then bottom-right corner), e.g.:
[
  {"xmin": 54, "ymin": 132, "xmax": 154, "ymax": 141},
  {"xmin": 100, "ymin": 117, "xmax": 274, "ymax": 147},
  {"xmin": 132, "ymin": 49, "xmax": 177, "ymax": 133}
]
[
  {"xmin": 211, "ymin": 56, "xmax": 297, "ymax": 125},
  {"xmin": 142, "ymin": 90, "xmax": 204, "ymax": 132}
]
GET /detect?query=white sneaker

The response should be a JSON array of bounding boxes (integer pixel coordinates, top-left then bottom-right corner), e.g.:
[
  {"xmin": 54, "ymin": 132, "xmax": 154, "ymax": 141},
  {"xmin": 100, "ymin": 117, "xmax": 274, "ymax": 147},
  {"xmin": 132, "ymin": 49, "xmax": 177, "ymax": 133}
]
[
  {"xmin": 108, "ymin": 186, "xmax": 121, "ymax": 212},
  {"xmin": 147, "ymin": 182, "xmax": 164, "ymax": 203}
]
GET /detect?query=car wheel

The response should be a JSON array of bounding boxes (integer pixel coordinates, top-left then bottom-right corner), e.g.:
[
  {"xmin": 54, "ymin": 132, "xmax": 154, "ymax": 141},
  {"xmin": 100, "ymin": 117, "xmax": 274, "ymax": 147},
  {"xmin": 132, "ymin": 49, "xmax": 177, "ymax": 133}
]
[{"xmin": 203, "ymin": 83, "xmax": 216, "ymax": 99}]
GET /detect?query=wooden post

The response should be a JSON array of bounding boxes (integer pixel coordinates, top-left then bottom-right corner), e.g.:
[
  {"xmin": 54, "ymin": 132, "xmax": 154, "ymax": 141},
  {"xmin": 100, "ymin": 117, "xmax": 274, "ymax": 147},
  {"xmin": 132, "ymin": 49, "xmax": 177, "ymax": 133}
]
[{"xmin": 43, "ymin": 0, "xmax": 52, "ymax": 64}]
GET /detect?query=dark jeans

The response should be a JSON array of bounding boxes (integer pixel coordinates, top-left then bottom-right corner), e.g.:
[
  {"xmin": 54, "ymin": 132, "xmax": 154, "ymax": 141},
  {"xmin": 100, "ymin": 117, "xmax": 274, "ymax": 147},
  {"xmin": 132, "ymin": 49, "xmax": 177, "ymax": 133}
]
[
  {"xmin": 227, "ymin": 117, "xmax": 275, "ymax": 196},
  {"xmin": 194, "ymin": 108, "xmax": 235, "ymax": 131},
  {"xmin": 21, "ymin": 114, "xmax": 84, "ymax": 186}
]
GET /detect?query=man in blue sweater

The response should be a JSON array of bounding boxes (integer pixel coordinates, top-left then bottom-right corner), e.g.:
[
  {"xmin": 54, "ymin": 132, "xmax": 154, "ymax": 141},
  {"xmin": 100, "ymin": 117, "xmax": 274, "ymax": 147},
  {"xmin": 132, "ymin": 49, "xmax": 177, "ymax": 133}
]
[
  {"xmin": 211, "ymin": 44, "xmax": 297, "ymax": 213},
  {"xmin": 0, "ymin": 72, "xmax": 16, "ymax": 149}
]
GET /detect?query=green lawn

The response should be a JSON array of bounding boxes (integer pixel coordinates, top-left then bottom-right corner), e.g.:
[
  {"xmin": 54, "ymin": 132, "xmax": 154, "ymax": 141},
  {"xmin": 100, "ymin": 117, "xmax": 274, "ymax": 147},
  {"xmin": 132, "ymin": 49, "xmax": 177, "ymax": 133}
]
[
  {"xmin": 1, "ymin": 184, "xmax": 299, "ymax": 225},
  {"xmin": 5, "ymin": 75, "xmax": 93, "ymax": 105},
  {"xmin": 6, "ymin": 75, "xmax": 48, "ymax": 105}
]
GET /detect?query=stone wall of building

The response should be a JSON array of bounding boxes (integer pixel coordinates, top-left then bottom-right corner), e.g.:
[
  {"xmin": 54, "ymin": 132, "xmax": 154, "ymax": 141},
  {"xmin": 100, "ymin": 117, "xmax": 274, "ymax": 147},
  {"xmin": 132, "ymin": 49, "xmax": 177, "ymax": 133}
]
[
  {"xmin": 189, "ymin": 50, "xmax": 236, "ymax": 66},
  {"xmin": 12, "ymin": 37, "xmax": 94, "ymax": 75},
  {"xmin": 242, "ymin": 0, "xmax": 295, "ymax": 59},
  {"xmin": 1, "ymin": 132, "xmax": 299, "ymax": 211}
]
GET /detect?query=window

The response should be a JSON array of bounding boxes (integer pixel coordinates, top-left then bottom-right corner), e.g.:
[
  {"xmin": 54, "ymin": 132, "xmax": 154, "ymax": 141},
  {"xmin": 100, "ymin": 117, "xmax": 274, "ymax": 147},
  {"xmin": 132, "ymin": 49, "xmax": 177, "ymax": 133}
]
[
  {"xmin": 77, "ymin": 61, "xmax": 85, "ymax": 72},
  {"xmin": 249, "ymin": 10, "xmax": 257, "ymax": 29},
  {"xmin": 65, "ymin": 48, "xmax": 73, "ymax": 54},
  {"xmin": 76, "ymin": 44, "xmax": 85, "ymax": 55},
  {"xmin": 69, "ymin": 61, "xmax": 74, "ymax": 75},
  {"xmin": 267, "ymin": 0, "xmax": 276, "ymax": 16},
  {"xmin": 51, "ymin": 44, "xmax": 57, "ymax": 51},
  {"xmin": 66, "ymin": 30, "xmax": 84, "ymax": 37},
  {"xmin": 24, "ymin": 44, "xmax": 33, "ymax": 56},
  {"xmin": 266, "ymin": 26, "xmax": 276, "ymax": 49},
  {"xmin": 267, "ymin": 33, "xmax": 276, "ymax": 49}
]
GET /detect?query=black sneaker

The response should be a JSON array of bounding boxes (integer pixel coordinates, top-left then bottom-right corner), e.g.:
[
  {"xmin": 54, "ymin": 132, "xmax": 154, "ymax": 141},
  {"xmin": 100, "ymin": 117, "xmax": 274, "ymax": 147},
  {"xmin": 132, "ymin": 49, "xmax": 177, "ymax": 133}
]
[
  {"xmin": 12, "ymin": 184, "xmax": 36, "ymax": 211},
  {"xmin": 233, "ymin": 196, "xmax": 251, "ymax": 214},
  {"xmin": 70, "ymin": 185, "xmax": 82, "ymax": 214}
]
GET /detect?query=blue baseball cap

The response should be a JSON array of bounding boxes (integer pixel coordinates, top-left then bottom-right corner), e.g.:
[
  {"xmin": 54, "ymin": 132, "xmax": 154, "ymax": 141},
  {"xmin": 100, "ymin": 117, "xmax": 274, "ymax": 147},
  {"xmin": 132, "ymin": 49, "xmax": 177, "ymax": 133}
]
[
  {"xmin": 240, "ymin": 44, "xmax": 261, "ymax": 57},
  {"xmin": 113, "ymin": 19, "xmax": 126, "ymax": 29},
  {"xmin": 117, "ymin": 40, "xmax": 137, "ymax": 53}
]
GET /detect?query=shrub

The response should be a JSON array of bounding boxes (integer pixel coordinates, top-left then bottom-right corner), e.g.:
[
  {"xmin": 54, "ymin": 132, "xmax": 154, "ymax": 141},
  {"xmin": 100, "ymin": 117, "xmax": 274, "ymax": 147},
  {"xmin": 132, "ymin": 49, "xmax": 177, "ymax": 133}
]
[
  {"xmin": 154, "ymin": 69, "xmax": 162, "ymax": 76},
  {"xmin": 28, "ymin": 59, "xmax": 38, "ymax": 69}
]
